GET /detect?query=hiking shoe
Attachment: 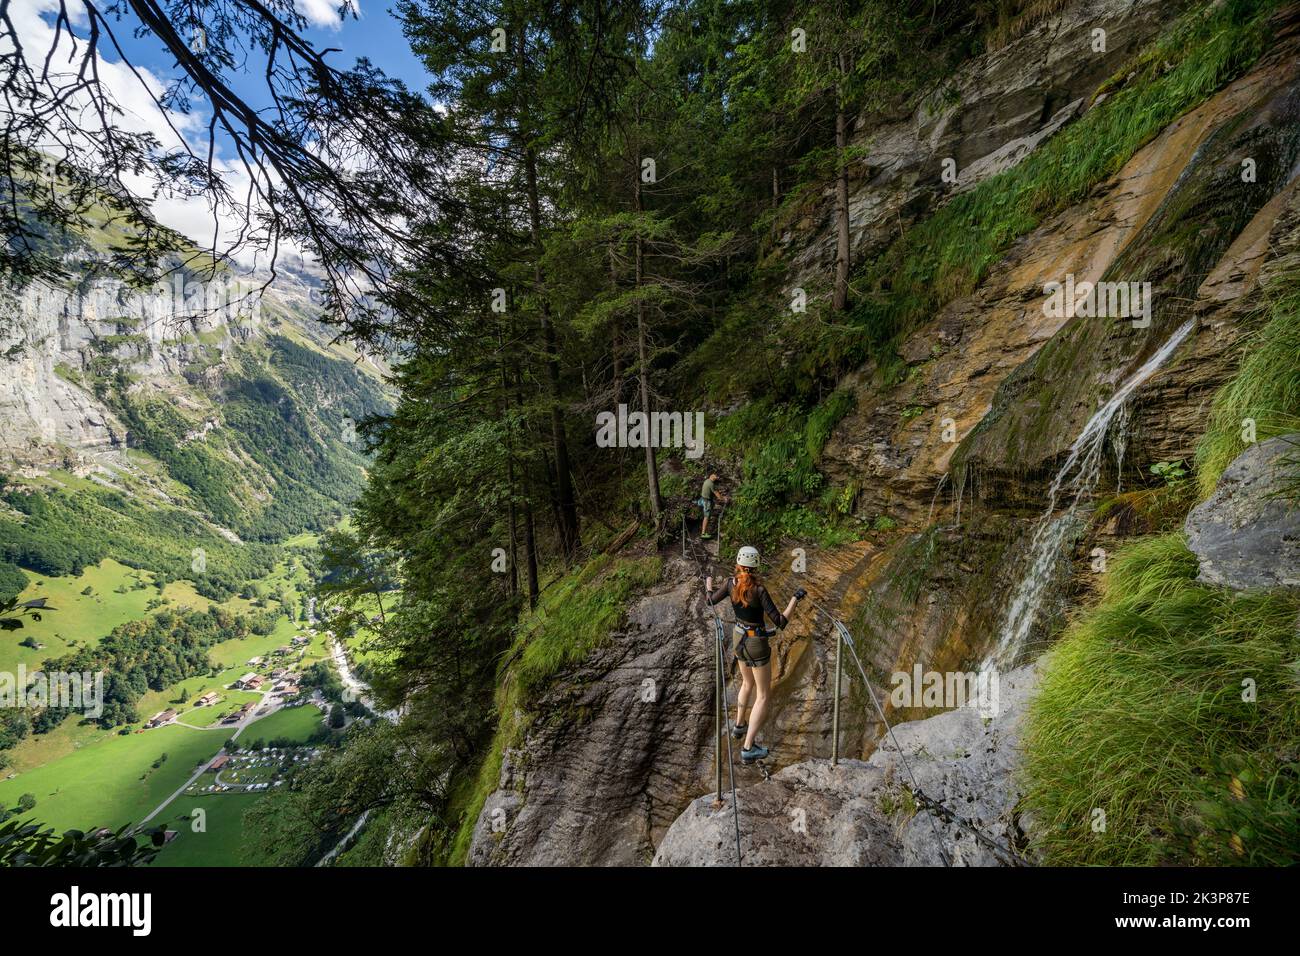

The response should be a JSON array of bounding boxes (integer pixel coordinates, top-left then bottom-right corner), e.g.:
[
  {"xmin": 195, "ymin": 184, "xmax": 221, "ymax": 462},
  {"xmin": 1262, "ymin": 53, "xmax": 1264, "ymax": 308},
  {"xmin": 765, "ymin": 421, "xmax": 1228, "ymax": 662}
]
[
  {"xmin": 741, "ymin": 743, "xmax": 769, "ymax": 763},
  {"xmin": 701, "ymin": 532, "xmax": 713, "ymax": 540},
  {"xmin": 731, "ymin": 723, "xmax": 747, "ymax": 740}
]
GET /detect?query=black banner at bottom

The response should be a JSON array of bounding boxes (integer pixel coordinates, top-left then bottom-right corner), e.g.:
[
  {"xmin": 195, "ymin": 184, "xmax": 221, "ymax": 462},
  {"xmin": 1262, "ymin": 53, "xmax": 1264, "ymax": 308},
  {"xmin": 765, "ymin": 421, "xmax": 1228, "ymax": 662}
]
[{"xmin": 0, "ymin": 864, "xmax": 1293, "ymax": 942}]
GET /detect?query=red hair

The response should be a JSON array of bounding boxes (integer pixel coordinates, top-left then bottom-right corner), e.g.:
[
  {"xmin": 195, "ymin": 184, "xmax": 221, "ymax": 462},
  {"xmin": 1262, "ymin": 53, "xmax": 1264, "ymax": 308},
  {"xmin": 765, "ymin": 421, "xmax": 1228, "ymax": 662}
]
[{"xmin": 731, "ymin": 565, "xmax": 758, "ymax": 607}]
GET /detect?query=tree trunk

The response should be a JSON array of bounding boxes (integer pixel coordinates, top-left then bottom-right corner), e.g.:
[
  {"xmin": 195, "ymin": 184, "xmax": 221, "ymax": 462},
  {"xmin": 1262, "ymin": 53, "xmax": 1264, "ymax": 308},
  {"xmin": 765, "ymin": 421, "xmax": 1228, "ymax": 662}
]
[
  {"xmin": 517, "ymin": 31, "xmax": 580, "ymax": 561},
  {"xmin": 511, "ymin": 365, "xmax": 540, "ymax": 609},
  {"xmin": 633, "ymin": 114, "xmax": 662, "ymax": 528},
  {"xmin": 522, "ymin": 497, "xmax": 539, "ymax": 610},
  {"xmin": 833, "ymin": 51, "xmax": 851, "ymax": 312},
  {"xmin": 609, "ymin": 243, "xmax": 625, "ymax": 495},
  {"xmin": 499, "ymin": 354, "xmax": 518, "ymax": 599},
  {"xmin": 523, "ymin": 149, "xmax": 580, "ymax": 560}
]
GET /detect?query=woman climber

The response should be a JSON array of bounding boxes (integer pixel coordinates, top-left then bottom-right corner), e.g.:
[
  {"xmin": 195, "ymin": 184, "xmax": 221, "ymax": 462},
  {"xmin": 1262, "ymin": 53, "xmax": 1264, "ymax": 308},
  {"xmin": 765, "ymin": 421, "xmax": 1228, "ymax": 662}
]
[{"xmin": 707, "ymin": 546, "xmax": 806, "ymax": 764}]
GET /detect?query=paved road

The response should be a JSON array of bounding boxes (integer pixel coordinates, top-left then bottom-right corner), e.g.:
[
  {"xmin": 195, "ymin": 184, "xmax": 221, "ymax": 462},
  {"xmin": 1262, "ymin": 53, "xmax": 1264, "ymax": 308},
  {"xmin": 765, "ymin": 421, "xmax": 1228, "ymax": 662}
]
[{"xmin": 137, "ymin": 690, "xmax": 284, "ymax": 828}]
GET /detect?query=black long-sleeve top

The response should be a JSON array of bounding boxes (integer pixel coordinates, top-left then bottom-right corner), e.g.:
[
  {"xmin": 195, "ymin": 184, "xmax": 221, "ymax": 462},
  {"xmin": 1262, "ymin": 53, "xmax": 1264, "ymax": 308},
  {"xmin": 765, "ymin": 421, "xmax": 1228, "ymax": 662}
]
[{"xmin": 708, "ymin": 577, "xmax": 788, "ymax": 629}]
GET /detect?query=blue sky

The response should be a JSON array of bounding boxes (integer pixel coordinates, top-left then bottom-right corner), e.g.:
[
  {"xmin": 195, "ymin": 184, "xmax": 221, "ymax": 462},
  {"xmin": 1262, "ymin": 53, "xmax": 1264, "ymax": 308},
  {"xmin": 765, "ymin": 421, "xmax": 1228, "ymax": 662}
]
[
  {"xmin": 25, "ymin": 1, "xmax": 433, "ymax": 253},
  {"xmin": 104, "ymin": 2, "xmax": 432, "ymax": 106}
]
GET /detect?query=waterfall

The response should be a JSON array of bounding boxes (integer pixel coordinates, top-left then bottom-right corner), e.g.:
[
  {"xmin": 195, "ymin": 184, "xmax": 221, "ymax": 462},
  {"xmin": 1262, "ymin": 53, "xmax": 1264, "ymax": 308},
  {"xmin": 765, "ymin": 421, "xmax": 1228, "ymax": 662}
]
[{"xmin": 985, "ymin": 319, "xmax": 1194, "ymax": 668}]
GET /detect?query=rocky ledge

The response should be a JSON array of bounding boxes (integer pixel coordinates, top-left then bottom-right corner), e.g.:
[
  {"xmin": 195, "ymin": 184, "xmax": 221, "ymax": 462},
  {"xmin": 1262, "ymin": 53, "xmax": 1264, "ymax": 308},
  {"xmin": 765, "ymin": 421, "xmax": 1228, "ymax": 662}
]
[
  {"xmin": 1186, "ymin": 434, "xmax": 1300, "ymax": 591},
  {"xmin": 653, "ymin": 664, "xmax": 1039, "ymax": 866}
]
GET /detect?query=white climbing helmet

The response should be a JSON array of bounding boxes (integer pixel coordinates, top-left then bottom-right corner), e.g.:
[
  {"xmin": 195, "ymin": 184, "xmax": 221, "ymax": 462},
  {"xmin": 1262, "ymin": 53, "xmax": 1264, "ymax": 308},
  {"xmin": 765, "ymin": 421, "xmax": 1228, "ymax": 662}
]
[{"xmin": 736, "ymin": 545, "xmax": 760, "ymax": 569}]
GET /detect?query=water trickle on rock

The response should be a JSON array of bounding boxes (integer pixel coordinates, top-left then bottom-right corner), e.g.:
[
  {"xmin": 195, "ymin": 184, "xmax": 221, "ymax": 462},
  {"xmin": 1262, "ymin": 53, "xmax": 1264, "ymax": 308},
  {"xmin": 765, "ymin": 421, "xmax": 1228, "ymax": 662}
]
[{"xmin": 986, "ymin": 319, "xmax": 1195, "ymax": 668}]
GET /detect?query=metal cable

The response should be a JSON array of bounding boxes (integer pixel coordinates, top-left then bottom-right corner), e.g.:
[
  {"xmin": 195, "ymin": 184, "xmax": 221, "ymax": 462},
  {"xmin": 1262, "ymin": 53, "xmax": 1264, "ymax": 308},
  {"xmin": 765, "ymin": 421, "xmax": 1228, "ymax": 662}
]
[
  {"xmin": 806, "ymin": 597, "xmax": 1025, "ymax": 867},
  {"xmin": 713, "ymin": 610, "xmax": 744, "ymax": 867},
  {"xmin": 682, "ymin": 506, "xmax": 744, "ymax": 865}
]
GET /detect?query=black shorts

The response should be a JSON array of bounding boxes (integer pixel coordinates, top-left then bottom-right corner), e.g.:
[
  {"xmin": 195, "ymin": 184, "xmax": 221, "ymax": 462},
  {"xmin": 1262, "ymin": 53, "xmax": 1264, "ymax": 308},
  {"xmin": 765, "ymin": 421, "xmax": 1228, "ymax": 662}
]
[{"xmin": 733, "ymin": 624, "xmax": 771, "ymax": 667}]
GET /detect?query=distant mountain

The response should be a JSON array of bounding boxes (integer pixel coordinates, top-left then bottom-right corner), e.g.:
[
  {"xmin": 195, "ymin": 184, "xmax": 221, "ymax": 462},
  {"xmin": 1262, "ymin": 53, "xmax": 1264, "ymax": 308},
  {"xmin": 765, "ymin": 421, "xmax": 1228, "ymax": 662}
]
[{"xmin": 0, "ymin": 251, "xmax": 393, "ymax": 601}]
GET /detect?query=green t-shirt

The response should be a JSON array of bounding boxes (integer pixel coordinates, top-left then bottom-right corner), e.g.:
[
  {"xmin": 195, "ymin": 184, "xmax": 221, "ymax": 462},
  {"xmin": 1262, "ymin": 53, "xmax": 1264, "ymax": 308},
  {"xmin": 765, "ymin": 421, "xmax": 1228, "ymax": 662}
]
[{"xmin": 701, "ymin": 478, "xmax": 716, "ymax": 501}]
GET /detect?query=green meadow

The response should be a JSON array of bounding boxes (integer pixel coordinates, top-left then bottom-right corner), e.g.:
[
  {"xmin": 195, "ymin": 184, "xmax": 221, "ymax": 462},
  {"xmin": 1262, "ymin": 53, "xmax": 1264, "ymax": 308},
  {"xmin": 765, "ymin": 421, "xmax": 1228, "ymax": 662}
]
[
  {"xmin": 238, "ymin": 704, "xmax": 323, "ymax": 743},
  {"xmin": 148, "ymin": 793, "xmax": 269, "ymax": 866},
  {"xmin": 4, "ymin": 558, "xmax": 209, "ymax": 675},
  {"xmin": 0, "ymin": 722, "xmax": 217, "ymax": 831}
]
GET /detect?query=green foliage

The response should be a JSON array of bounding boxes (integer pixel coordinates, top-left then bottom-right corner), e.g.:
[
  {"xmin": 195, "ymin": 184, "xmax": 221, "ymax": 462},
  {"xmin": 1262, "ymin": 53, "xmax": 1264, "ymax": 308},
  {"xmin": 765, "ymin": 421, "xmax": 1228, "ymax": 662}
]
[
  {"xmin": 711, "ymin": 390, "xmax": 856, "ymax": 546},
  {"xmin": 114, "ymin": 397, "xmax": 244, "ymax": 525},
  {"xmin": 513, "ymin": 554, "xmax": 663, "ymax": 701},
  {"xmin": 445, "ymin": 730, "xmax": 504, "ymax": 867},
  {"xmin": 0, "ymin": 479, "xmax": 278, "ymax": 600},
  {"xmin": 1149, "ymin": 459, "xmax": 1189, "ymax": 488},
  {"xmin": 45, "ymin": 606, "xmax": 261, "ymax": 730},
  {"xmin": 0, "ymin": 817, "xmax": 164, "ymax": 866},
  {"xmin": 105, "ymin": 334, "xmax": 386, "ymax": 543},
  {"xmin": 0, "ymin": 561, "xmax": 27, "ymax": 603},
  {"xmin": 1023, "ymin": 534, "xmax": 1300, "ymax": 865},
  {"xmin": 243, "ymin": 721, "xmax": 446, "ymax": 867},
  {"xmin": 804, "ymin": 389, "xmax": 855, "ymax": 460},
  {"xmin": 1196, "ymin": 260, "xmax": 1300, "ymax": 495},
  {"xmin": 822, "ymin": 0, "xmax": 1278, "ymax": 383}
]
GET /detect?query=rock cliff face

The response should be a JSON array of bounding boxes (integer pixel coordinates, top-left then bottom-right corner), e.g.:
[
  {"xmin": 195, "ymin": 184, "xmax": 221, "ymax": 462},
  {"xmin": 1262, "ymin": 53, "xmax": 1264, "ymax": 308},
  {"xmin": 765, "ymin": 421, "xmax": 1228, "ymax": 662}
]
[
  {"xmin": 468, "ymin": 1, "xmax": 1300, "ymax": 866},
  {"xmin": 0, "ymin": 273, "xmax": 256, "ymax": 468},
  {"xmin": 467, "ymin": 559, "xmax": 717, "ymax": 866},
  {"xmin": 786, "ymin": 0, "xmax": 1194, "ymax": 288},
  {"xmin": 1186, "ymin": 435, "xmax": 1300, "ymax": 590},
  {"xmin": 0, "ymin": 258, "xmax": 373, "ymax": 475}
]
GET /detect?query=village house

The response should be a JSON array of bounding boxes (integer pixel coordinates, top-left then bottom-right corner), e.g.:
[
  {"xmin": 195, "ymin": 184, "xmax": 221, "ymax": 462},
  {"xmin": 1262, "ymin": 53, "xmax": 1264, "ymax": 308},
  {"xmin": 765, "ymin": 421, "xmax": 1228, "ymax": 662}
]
[
  {"xmin": 233, "ymin": 673, "xmax": 264, "ymax": 690},
  {"xmin": 208, "ymin": 754, "xmax": 230, "ymax": 772},
  {"xmin": 146, "ymin": 709, "xmax": 176, "ymax": 729},
  {"xmin": 196, "ymin": 692, "xmax": 220, "ymax": 707}
]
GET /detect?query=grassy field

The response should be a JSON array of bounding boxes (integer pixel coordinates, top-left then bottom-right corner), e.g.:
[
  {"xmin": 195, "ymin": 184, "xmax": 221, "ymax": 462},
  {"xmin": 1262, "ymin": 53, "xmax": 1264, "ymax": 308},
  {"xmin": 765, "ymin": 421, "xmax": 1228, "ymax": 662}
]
[
  {"xmin": 1, "ymin": 697, "xmax": 325, "ymax": 848},
  {"xmin": 147, "ymin": 793, "xmax": 269, "ymax": 866},
  {"xmin": 0, "ymin": 531, "xmax": 342, "ymax": 864},
  {"xmin": 0, "ymin": 723, "xmax": 218, "ymax": 832},
  {"xmin": 3, "ymin": 559, "xmax": 209, "ymax": 675},
  {"xmin": 239, "ymin": 704, "xmax": 324, "ymax": 744}
]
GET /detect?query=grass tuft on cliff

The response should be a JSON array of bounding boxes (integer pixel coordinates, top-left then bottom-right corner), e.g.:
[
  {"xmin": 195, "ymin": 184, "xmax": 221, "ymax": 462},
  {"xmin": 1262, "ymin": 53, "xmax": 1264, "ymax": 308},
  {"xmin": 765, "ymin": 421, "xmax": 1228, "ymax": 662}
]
[
  {"xmin": 1022, "ymin": 534, "xmax": 1300, "ymax": 865},
  {"xmin": 442, "ymin": 552, "xmax": 663, "ymax": 865},
  {"xmin": 512, "ymin": 553, "xmax": 663, "ymax": 700},
  {"xmin": 709, "ymin": 391, "xmax": 859, "ymax": 548},
  {"xmin": 821, "ymin": 0, "xmax": 1280, "ymax": 381},
  {"xmin": 1196, "ymin": 261, "xmax": 1300, "ymax": 496}
]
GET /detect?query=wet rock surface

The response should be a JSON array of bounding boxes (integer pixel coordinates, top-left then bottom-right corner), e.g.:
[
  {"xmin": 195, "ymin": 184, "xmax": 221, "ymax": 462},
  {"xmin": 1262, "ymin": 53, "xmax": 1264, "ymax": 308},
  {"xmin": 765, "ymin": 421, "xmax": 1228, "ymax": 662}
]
[
  {"xmin": 787, "ymin": 0, "xmax": 1191, "ymax": 288},
  {"xmin": 1186, "ymin": 435, "xmax": 1300, "ymax": 590},
  {"xmin": 653, "ymin": 665, "xmax": 1039, "ymax": 867}
]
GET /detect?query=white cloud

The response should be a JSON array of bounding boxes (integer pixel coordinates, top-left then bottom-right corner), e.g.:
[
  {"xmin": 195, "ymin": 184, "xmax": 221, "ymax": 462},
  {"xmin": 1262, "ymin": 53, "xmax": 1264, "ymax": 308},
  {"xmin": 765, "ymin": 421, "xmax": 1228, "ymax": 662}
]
[
  {"xmin": 297, "ymin": 0, "xmax": 356, "ymax": 31},
  {"xmin": 8, "ymin": 1, "xmax": 356, "ymax": 267}
]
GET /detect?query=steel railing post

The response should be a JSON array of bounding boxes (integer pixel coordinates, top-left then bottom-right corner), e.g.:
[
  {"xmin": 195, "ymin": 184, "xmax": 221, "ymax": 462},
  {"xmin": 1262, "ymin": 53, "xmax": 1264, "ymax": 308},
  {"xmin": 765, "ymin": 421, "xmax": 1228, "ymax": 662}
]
[
  {"xmin": 714, "ymin": 624, "xmax": 724, "ymax": 801},
  {"xmin": 832, "ymin": 625, "xmax": 843, "ymax": 766}
]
